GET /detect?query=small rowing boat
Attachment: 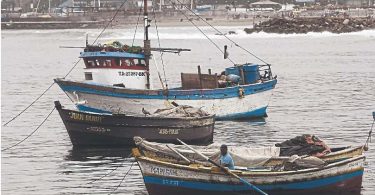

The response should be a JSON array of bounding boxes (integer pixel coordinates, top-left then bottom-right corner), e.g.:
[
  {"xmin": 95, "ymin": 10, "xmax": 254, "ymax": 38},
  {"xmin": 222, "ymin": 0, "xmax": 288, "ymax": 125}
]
[
  {"xmin": 55, "ymin": 101, "xmax": 215, "ymax": 147},
  {"xmin": 132, "ymin": 147, "xmax": 365, "ymax": 195},
  {"xmin": 134, "ymin": 137, "xmax": 364, "ymax": 167}
]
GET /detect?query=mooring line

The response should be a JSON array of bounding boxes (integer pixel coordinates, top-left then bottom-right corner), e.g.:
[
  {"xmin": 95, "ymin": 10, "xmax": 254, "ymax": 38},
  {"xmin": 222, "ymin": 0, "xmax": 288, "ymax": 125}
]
[
  {"xmin": 2, "ymin": 57, "xmax": 81, "ymax": 127},
  {"xmin": 108, "ymin": 161, "xmax": 135, "ymax": 195},
  {"xmin": 86, "ymin": 153, "xmax": 133, "ymax": 185},
  {"xmin": 2, "ymin": 107, "xmax": 56, "ymax": 152},
  {"xmin": 3, "ymin": 83, "xmax": 55, "ymax": 127},
  {"xmin": 3, "ymin": 0, "xmax": 127, "ymax": 127},
  {"xmin": 364, "ymin": 118, "xmax": 375, "ymax": 150}
]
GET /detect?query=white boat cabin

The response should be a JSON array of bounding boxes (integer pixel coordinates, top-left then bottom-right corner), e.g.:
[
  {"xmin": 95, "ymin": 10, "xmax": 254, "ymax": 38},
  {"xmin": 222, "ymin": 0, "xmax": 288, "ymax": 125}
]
[{"xmin": 80, "ymin": 51, "xmax": 148, "ymax": 89}]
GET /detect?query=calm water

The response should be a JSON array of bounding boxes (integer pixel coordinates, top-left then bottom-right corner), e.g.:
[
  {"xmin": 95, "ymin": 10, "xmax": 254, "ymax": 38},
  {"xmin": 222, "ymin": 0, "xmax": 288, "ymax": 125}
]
[{"xmin": 1, "ymin": 27, "xmax": 375, "ymax": 194}]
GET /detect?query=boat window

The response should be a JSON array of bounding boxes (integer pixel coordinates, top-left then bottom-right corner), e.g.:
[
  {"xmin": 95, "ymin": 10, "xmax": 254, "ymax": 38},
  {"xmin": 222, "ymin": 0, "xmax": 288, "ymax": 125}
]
[
  {"xmin": 95, "ymin": 59, "xmax": 102, "ymax": 67},
  {"xmin": 121, "ymin": 59, "xmax": 129, "ymax": 66},
  {"xmin": 85, "ymin": 72, "xmax": 93, "ymax": 80},
  {"xmin": 105, "ymin": 59, "xmax": 112, "ymax": 67},
  {"xmin": 114, "ymin": 58, "xmax": 120, "ymax": 66},
  {"xmin": 128, "ymin": 59, "xmax": 135, "ymax": 66},
  {"xmin": 84, "ymin": 59, "xmax": 96, "ymax": 67},
  {"xmin": 120, "ymin": 58, "xmax": 136, "ymax": 66},
  {"xmin": 137, "ymin": 59, "xmax": 145, "ymax": 66}
]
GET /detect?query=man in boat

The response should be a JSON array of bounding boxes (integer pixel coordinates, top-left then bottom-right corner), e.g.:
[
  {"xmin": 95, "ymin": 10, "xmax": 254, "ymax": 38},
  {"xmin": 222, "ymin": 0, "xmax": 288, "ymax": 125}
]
[{"xmin": 219, "ymin": 144, "xmax": 235, "ymax": 170}]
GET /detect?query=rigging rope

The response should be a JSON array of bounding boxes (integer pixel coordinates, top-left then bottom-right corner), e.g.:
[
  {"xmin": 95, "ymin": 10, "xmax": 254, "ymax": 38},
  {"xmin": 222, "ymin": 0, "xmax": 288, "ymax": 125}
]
[
  {"xmin": 93, "ymin": 0, "xmax": 129, "ymax": 44},
  {"xmin": 2, "ymin": 0, "xmax": 129, "ymax": 127},
  {"xmin": 151, "ymin": 1, "xmax": 169, "ymax": 89},
  {"xmin": 132, "ymin": 5, "xmax": 143, "ymax": 46},
  {"xmin": 173, "ymin": 0, "xmax": 270, "ymax": 65},
  {"xmin": 2, "ymin": 107, "xmax": 55, "ymax": 152},
  {"xmin": 170, "ymin": 1, "xmax": 236, "ymax": 65},
  {"xmin": 108, "ymin": 162, "xmax": 135, "ymax": 195}
]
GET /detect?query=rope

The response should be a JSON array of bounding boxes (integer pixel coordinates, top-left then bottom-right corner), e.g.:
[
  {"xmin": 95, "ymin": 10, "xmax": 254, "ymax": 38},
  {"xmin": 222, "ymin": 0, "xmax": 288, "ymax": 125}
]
[
  {"xmin": 86, "ymin": 153, "xmax": 132, "ymax": 185},
  {"xmin": 108, "ymin": 161, "xmax": 135, "ymax": 195},
  {"xmin": 152, "ymin": 56, "xmax": 166, "ymax": 90},
  {"xmin": 2, "ymin": 58, "xmax": 81, "ymax": 127},
  {"xmin": 132, "ymin": 5, "xmax": 143, "ymax": 46},
  {"xmin": 92, "ymin": 0, "xmax": 129, "ymax": 45},
  {"xmin": 364, "ymin": 119, "xmax": 375, "ymax": 150},
  {"xmin": 170, "ymin": 1, "xmax": 236, "ymax": 65},
  {"xmin": 2, "ymin": 0, "xmax": 127, "ymax": 126},
  {"xmin": 151, "ymin": 1, "xmax": 168, "ymax": 89},
  {"xmin": 2, "ymin": 107, "xmax": 55, "ymax": 152},
  {"xmin": 173, "ymin": 0, "xmax": 270, "ymax": 65},
  {"xmin": 3, "ymin": 83, "xmax": 55, "ymax": 126}
]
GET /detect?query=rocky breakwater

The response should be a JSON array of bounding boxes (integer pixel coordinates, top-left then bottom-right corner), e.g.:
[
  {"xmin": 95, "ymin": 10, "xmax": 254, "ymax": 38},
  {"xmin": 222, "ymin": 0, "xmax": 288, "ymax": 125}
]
[{"xmin": 244, "ymin": 17, "xmax": 375, "ymax": 34}]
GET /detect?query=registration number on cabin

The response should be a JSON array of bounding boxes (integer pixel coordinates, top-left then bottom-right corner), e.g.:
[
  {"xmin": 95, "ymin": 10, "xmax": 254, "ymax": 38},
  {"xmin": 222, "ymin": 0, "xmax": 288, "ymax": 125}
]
[
  {"xmin": 118, "ymin": 71, "xmax": 146, "ymax": 77},
  {"xmin": 158, "ymin": 129, "xmax": 179, "ymax": 135}
]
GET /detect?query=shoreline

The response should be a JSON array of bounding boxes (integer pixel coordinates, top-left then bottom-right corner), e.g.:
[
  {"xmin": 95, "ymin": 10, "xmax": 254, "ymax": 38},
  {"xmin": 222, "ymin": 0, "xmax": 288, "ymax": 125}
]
[{"xmin": 1, "ymin": 18, "xmax": 260, "ymax": 30}]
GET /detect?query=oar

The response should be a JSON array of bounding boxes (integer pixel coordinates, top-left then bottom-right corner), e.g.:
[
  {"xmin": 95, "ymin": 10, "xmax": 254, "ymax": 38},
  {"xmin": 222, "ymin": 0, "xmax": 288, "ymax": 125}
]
[
  {"xmin": 166, "ymin": 144, "xmax": 191, "ymax": 164},
  {"xmin": 177, "ymin": 138, "xmax": 268, "ymax": 195}
]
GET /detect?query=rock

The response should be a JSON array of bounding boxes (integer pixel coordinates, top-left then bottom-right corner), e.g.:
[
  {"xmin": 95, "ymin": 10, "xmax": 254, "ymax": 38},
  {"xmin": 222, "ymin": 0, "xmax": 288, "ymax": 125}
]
[
  {"xmin": 343, "ymin": 19, "xmax": 350, "ymax": 25},
  {"xmin": 244, "ymin": 17, "xmax": 375, "ymax": 34}
]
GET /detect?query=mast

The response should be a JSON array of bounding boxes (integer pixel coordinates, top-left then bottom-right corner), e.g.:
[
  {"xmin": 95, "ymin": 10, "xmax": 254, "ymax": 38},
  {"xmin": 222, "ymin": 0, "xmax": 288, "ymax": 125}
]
[{"xmin": 144, "ymin": 0, "xmax": 151, "ymax": 89}]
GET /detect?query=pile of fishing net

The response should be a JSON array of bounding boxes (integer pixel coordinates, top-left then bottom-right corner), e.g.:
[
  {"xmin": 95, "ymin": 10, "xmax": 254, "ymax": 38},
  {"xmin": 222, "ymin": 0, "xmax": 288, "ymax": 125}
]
[
  {"xmin": 85, "ymin": 40, "xmax": 143, "ymax": 53},
  {"xmin": 276, "ymin": 134, "xmax": 331, "ymax": 157},
  {"xmin": 152, "ymin": 105, "xmax": 210, "ymax": 118}
]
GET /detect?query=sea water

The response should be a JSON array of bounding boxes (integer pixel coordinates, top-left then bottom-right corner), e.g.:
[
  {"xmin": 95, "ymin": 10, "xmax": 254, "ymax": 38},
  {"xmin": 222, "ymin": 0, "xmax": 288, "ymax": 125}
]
[{"xmin": 2, "ymin": 26, "xmax": 375, "ymax": 194}]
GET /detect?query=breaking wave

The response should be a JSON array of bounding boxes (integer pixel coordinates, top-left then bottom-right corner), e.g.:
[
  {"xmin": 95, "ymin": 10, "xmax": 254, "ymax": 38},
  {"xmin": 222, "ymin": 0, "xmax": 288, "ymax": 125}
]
[{"xmin": 2, "ymin": 26, "xmax": 375, "ymax": 41}]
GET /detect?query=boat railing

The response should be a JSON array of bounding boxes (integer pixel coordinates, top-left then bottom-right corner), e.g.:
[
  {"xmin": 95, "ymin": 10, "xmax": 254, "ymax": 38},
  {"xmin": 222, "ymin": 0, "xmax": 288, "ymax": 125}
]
[{"xmin": 258, "ymin": 64, "xmax": 274, "ymax": 81}]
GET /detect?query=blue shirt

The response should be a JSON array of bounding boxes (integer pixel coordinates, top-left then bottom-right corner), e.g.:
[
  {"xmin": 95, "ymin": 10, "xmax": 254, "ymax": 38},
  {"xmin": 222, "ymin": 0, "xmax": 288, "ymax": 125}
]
[{"xmin": 220, "ymin": 153, "xmax": 235, "ymax": 170}]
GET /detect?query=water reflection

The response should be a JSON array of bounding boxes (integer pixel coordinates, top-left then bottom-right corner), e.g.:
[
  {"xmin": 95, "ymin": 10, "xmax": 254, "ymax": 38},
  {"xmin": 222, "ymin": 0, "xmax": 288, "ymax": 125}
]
[{"xmin": 65, "ymin": 147, "xmax": 133, "ymax": 162}]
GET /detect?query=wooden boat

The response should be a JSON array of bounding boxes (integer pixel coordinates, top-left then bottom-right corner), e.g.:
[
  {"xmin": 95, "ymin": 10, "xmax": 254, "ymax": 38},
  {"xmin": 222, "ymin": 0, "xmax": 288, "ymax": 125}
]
[
  {"xmin": 132, "ymin": 148, "xmax": 366, "ymax": 195},
  {"xmin": 134, "ymin": 137, "xmax": 364, "ymax": 167},
  {"xmin": 55, "ymin": 101, "xmax": 215, "ymax": 147},
  {"xmin": 54, "ymin": 0, "xmax": 278, "ymax": 120}
]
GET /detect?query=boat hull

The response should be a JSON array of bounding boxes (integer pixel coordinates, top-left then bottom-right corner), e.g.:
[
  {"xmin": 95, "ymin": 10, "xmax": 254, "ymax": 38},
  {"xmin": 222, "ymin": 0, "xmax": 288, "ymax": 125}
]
[
  {"xmin": 135, "ymin": 138, "xmax": 364, "ymax": 167},
  {"xmin": 56, "ymin": 103, "xmax": 215, "ymax": 147},
  {"xmin": 135, "ymin": 154, "xmax": 365, "ymax": 195},
  {"xmin": 54, "ymin": 78, "xmax": 277, "ymax": 120},
  {"xmin": 144, "ymin": 174, "xmax": 362, "ymax": 195}
]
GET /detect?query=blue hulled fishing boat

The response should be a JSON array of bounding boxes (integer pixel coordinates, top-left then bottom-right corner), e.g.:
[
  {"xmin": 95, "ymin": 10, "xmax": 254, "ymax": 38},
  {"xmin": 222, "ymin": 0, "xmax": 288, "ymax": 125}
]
[{"xmin": 54, "ymin": 0, "xmax": 277, "ymax": 120}]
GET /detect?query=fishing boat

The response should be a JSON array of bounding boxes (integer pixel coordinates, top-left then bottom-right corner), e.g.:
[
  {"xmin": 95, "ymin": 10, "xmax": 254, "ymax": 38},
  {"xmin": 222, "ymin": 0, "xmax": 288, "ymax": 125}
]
[
  {"xmin": 55, "ymin": 101, "xmax": 214, "ymax": 147},
  {"xmin": 54, "ymin": 0, "xmax": 277, "ymax": 120},
  {"xmin": 134, "ymin": 136, "xmax": 364, "ymax": 167},
  {"xmin": 132, "ymin": 147, "xmax": 366, "ymax": 195}
]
